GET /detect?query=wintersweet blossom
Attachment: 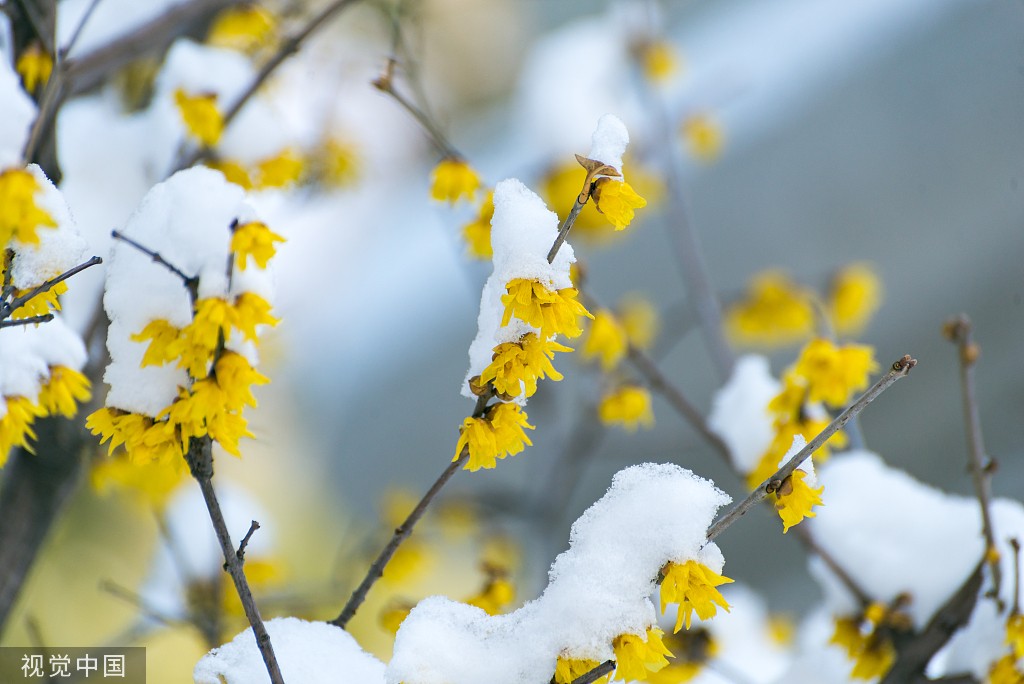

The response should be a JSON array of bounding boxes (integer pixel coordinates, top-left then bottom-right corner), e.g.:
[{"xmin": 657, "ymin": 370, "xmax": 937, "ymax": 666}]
[
  {"xmin": 91, "ymin": 455, "xmax": 187, "ymax": 509},
  {"xmin": 317, "ymin": 138, "xmax": 361, "ymax": 188},
  {"xmin": 592, "ymin": 178, "xmax": 647, "ymax": 231},
  {"xmin": 462, "ymin": 190, "xmax": 495, "ymax": 259},
  {"xmin": 232, "ymin": 292, "xmax": 278, "ymax": 341},
  {"xmin": 454, "ymin": 403, "xmax": 534, "ymax": 471},
  {"xmin": 830, "ymin": 604, "xmax": 899, "ymax": 680},
  {"xmin": 639, "ymin": 41, "xmax": 679, "ymax": 84},
  {"xmin": 660, "ymin": 560, "xmax": 734, "ymax": 632},
  {"xmin": 1007, "ymin": 614, "xmax": 1024, "ymax": 657},
  {"xmin": 430, "ymin": 157, "xmax": 481, "ymax": 204},
  {"xmin": 618, "ymin": 295, "xmax": 659, "ymax": 351},
  {"xmin": 555, "ymin": 657, "xmax": 607, "ymax": 684},
  {"xmin": 479, "ymin": 333, "xmax": 571, "ymax": 398},
  {"xmin": 231, "ymin": 221, "xmax": 285, "ymax": 271},
  {"xmin": 214, "ymin": 352, "xmax": 268, "ymax": 411},
  {"xmin": 131, "ymin": 319, "xmax": 182, "ymax": 366},
  {"xmin": 0, "ymin": 397, "xmax": 45, "ymax": 465},
  {"xmin": 598, "ymin": 385, "xmax": 654, "ymax": 431},
  {"xmin": 829, "ymin": 263, "xmax": 882, "ymax": 336},
  {"xmin": 773, "ymin": 469, "xmax": 824, "ymax": 533},
  {"xmin": 11, "ymin": 282, "xmax": 65, "ymax": 319},
  {"xmin": 206, "ymin": 4, "xmax": 277, "ymax": 53},
  {"xmin": 0, "ymin": 168, "xmax": 57, "ymax": 246},
  {"xmin": 725, "ymin": 270, "xmax": 815, "ymax": 348},
  {"xmin": 747, "ymin": 419, "xmax": 847, "ymax": 488},
  {"xmin": 174, "ymin": 89, "xmax": 224, "ymax": 147},
  {"xmin": 988, "ymin": 654, "xmax": 1024, "ymax": 684},
  {"xmin": 179, "ymin": 297, "xmax": 236, "ymax": 376},
  {"xmin": 612, "ymin": 627, "xmax": 673, "ymax": 681},
  {"xmin": 794, "ymin": 338, "xmax": 878, "ymax": 408},
  {"xmin": 681, "ymin": 115, "xmax": 724, "ymax": 163},
  {"xmin": 465, "ymin": 576, "xmax": 515, "ymax": 616},
  {"xmin": 15, "ymin": 43, "xmax": 52, "ymax": 93},
  {"xmin": 500, "ymin": 278, "xmax": 593, "ymax": 339},
  {"xmin": 648, "ymin": 629, "xmax": 716, "ymax": 684},
  {"xmin": 208, "ymin": 160, "xmax": 253, "ymax": 190},
  {"xmin": 581, "ymin": 309, "xmax": 628, "ymax": 371},
  {"xmin": 37, "ymin": 367, "xmax": 91, "ymax": 418},
  {"xmin": 255, "ymin": 149, "xmax": 304, "ymax": 188}
]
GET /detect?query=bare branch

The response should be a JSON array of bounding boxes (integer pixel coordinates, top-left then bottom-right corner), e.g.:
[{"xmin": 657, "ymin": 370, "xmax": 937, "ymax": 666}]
[
  {"xmin": 1, "ymin": 256, "xmax": 102, "ymax": 321},
  {"xmin": 0, "ymin": 314, "xmax": 53, "ymax": 328},
  {"xmin": 111, "ymin": 230, "xmax": 197, "ymax": 302},
  {"xmin": 236, "ymin": 520, "xmax": 261, "ymax": 562},
  {"xmin": 571, "ymin": 660, "xmax": 616, "ymax": 684}
]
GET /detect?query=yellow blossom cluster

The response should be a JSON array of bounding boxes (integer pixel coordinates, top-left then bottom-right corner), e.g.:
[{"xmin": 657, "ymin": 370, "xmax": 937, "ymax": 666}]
[
  {"xmin": 16, "ymin": 42, "xmax": 52, "ymax": 94},
  {"xmin": 0, "ymin": 168, "xmax": 58, "ymax": 246},
  {"xmin": 660, "ymin": 560, "xmax": 734, "ymax": 633},
  {"xmin": 638, "ymin": 40, "xmax": 680, "ymax": 84},
  {"xmin": 541, "ymin": 160, "xmax": 657, "ymax": 243},
  {"xmin": 773, "ymin": 469, "xmax": 824, "ymax": 533},
  {"xmin": 830, "ymin": 602, "xmax": 906, "ymax": 680},
  {"xmin": 175, "ymin": 89, "xmax": 224, "ymax": 147},
  {"xmin": 208, "ymin": 148, "xmax": 307, "ymax": 191},
  {"xmin": 430, "ymin": 157, "xmax": 482, "ymax": 204},
  {"xmin": 231, "ymin": 221, "xmax": 285, "ymax": 271},
  {"xmin": 10, "ymin": 281, "xmax": 67, "ymax": 320},
  {"xmin": 454, "ymin": 403, "xmax": 534, "ymax": 472},
  {"xmin": 480, "ymin": 333, "xmax": 571, "ymax": 399},
  {"xmin": 681, "ymin": 115, "xmax": 724, "ymax": 163},
  {"xmin": 501, "ymin": 278, "xmax": 593, "ymax": 339},
  {"xmin": 592, "ymin": 177, "xmax": 648, "ymax": 231},
  {"xmin": 554, "ymin": 627, "xmax": 673, "ymax": 683},
  {"xmin": 0, "ymin": 367, "xmax": 91, "ymax": 467},
  {"xmin": 647, "ymin": 628, "xmax": 718, "ymax": 684},
  {"xmin": 598, "ymin": 385, "xmax": 654, "ymax": 432},
  {"xmin": 206, "ymin": 4, "xmax": 278, "ymax": 54},
  {"xmin": 986, "ymin": 613, "xmax": 1024, "ymax": 683}
]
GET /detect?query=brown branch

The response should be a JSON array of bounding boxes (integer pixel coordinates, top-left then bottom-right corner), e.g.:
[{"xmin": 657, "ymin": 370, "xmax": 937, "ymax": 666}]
[
  {"xmin": 185, "ymin": 437, "xmax": 283, "ymax": 684},
  {"xmin": 792, "ymin": 524, "xmax": 872, "ymax": 607},
  {"xmin": 236, "ymin": 520, "xmax": 260, "ymax": 562},
  {"xmin": 707, "ymin": 355, "xmax": 917, "ymax": 542},
  {"xmin": 1011, "ymin": 538, "xmax": 1021, "ymax": 616},
  {"xmin": 178, "ymin": 0, "xmax": 362, "ymax": 169},
  {"xmin": 571, "ymin": 660, "xmax": 616, "ymax": 684},
  {"xmin": 0, "ymin": 314, "xmax": 53, "ymax": 328},
  {"xmin": 943, "ymin": 315, "xmax": 1002, "ymax": 608},
  {"xmin": 99, "ymin": 579, "xmax": 187, "ymax": 629},
  {"xmin": 59, "ymin": 0, "xmax": 103, "ymax": 60},
  {"xmin": 111, "ymin": 230, "xmax": 198, "ymax": 303},
  {"xmin": 1, "ymin": 255, "xmax": 102, "ymax": 320},
  {"xmin": 372, "ymin": 59, "xmax": 459, "ymax": 159}
]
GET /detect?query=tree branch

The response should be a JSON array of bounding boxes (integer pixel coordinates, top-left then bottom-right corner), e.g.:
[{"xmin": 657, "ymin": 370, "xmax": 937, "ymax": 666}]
[
  {"xmin": 0, "ymin": 255, "xmax": 102, "ymax": 321},
  {"xmin": 111, "ymin": 230, "xmax": 197, "ymax": 303},
  {"xmin": 571, "ymin": 660, "xmax": 616, "ymax": 684}
]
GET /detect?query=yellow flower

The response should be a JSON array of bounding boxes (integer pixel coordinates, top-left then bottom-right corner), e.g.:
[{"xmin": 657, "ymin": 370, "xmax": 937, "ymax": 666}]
[
  {"xmin": 232, "ymin": 221, "xmax": 285, "ymax": 271},
  {"xmin": 479, "ymin": 333, "xmax": 571, "ymax": 398},
  {"xmin": 647, "ymin": 663, "xmax": 703, "ymax": 684},
  {"xmin": 660, "ymin": 560, "xmax": 733, "ymax": 633},
  {"xmin": 454, "ymin": 403, "xmax": 534, "ymax": 472},
  {"xmin": 86, "ymin": 407, "xmax": 146, "ymax": 456},
  {"xmin": 501, "ymin": 278, "xmax": 593, "ymax": 339},
  {"xmin": 593, "ymin": 178, "xmax": 647, "ymax": 231},
  {"xmin": 16, "ymin": 43, "xmax": 52, "ymax": 94},
  {"xmin": 317, "ymin": 138, "xmax": 361, "ymax": 188},
  {"xmin": 1007, "ymin": 614, "xmax": 1024, "ymax": 659},
  {"xmin": 555, "ymin": 658, "xmax": 608, "ymax": 684},
  {"xmin": 648, "ymin": 628, "xmax": 717, "ymax": 684},
  {"xmin": 174, "ymin": 88, "xmax": 224, "ymax": 147},
  {"xmin": 91, "ymin": 453, "xmax": 187, "ymax": 509},
  {"xmin": 0, "ymin": 168, "xmax": 58, "ymax": 246},
  {"xmin": 462, "ymin": 190, "xmax": 495, "ymax": 259},
  {"xmin": 613, "ymin": 627, "xmax": 673, "ymax": 681},
  {"xmin": 207, "ymin": 5, "xmax": 277, "ymax": 53},
  {"xmin": 0, "ymin": 397, "xmax": 45, "ymax": 464},
  {"xmin": 233, "ymin": 292, "xmax": 278, "ymax": 342},
  {"xmin": 161, "ymin": 380, "xmax": 253, "ymax": 456},
  {"xmin": 681, "ymin": 115, "xmax": 724, "ymax": 163},
  {"xmin": 581, "ymin": 309, "xmax": 628, "ymax": 371},
  {"xmin": 830, "ymin": 611, "xmax": 897, "ymax": 681},
  {"xmin": 382, "ymin": 539, "xmax": 432, "ymax": 585},
  {"xmin": 541, "ymin": 162, "xmax": 608, "ymax": 237},
  {"xmin": 618, "ymin": 295, "xmax": 659, "ymax": 351},
  {"xmin": 746, "ymin": 420, "xmax": 847, "ymax": 488},
  {"xmin": 179, "ymin": 297, "xmax": 235, "ymax": 377},
  {"xmin": 213, "ymin": 351, "xmax": 268, "ymax": 411},
  {"xmin": 640, "ymin": 41, "xmax": 679, "ymax": 84},
  {"xmin": 988, "ymin": 654, "xmax": 1024, "ymax": 684},
  {"xmin": 254, "ymin": 149, "xmax": 304, "ymax": 189},
  {"xmin": 131, "ymin": 319, "xmax": 182, "ymax": 366},
  {"xmin": 37, "ymin": 366, "xmax": 91, "ymax": 418},
  {"xmin": 725, "ymin": 270, "xmax": 815, "ymax": 348},
  {"xmin": 598, "ymin": 385, "xmax": 654, "ymax": 432},
  {"xmin": 793, "ymin": 338, "xmax": 878, "ymax": 409},
  {"xmin": 208, "ymin": 159, "xmax": 253, "ymax": 190},
  {"xmin": 11, "ymin": 282, "xmax": 66, "ymax": 319},
  {"xmin": 830, "ymin": 263, "xmax": 882, "ymax": 337},
  {"xmin": 466, "ymin": 576, "xmax": 516, "ymax": 615},
  {"xmin": 773, "ymin": 469, "xmax": 824, "ymax": 533},
  {"xmin": 379, "ymin": 600, "xmax": 413, "ymax": 635},
  {"xmin": 430, "ymin": 157, "xmax": 481, "ymax": 204}
]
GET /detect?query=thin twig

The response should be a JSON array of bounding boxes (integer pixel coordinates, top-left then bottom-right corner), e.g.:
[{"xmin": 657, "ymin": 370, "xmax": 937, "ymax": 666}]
[
  {"xmin": 0, "ymin": 256, "xmax": 102, "ymax": 320},
  {"xmin": 707, "ymin": 355, "xmax": 916, "ymax": 542},
  {"xmin": 236, "ymin": 520, "xmax": 261, "ymax": 562},
  {"xmin": 331, "ymin": 393, "xmax": 489, "ymax": 629},
  {"xmin": 792, "ymin": 525, "xmax": 871, "ymax": 607},
  {"xmin": 1011, "ymin": 538, "xmax": 1021, "ymax": 616},
  {"xmin": 547, "ymin": 197, "xmax": 587, "ymax": 263},
  {"xmin": 373, "ymin": 65, "xmax": 459, "ymax": 159},
  {"xmin": 60, "ymin": 0, "xmax": 104, "ymax": 59},
  {"xmin": 943, "ymin": 315, "xmax": 1002, "ymax": 608},
  {"xmin": 571, "ymin": 660, "xmax": 616, "ymax": 684},
  {"xmin": 112, "ymin": 230, "xmax": 197, "ymax": 300},
  {"xmin": 0, "ymin": 314, "xmax": 53, "ymax": 328},
  {"xmin": 12, "ymin": 0, "xmax": 55, "ymax": 55},
  {"xmin": 100, "ymin": 579, "xmax": 187, "ymax": 629},
  {"xmin": 178, "ymin": 0, "xmax": 362, "ymax": 169},
  {"xmin": 185, "ymin": 437, "xmax": 283, "ymax": 684},
  {"xmin": 21, "ymin": 69, "xmax": 66, "ymax": 166}
]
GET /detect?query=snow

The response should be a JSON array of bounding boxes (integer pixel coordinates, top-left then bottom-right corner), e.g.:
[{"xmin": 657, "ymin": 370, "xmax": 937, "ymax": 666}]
[
  {"xmin": 101, "ymin": 166, "xmax": 273, "ymax": 415},
  {"xmin": 387, "ymin": 463, "xmax": 731, "ymax": 684},
  {"xmin": 707, "ymin": 354, "xmax": 780, "ymax": 474},
  {"xmin": 0, "ymin": 56, "xmax": 35, "ymax": 166},
  {"xmin": 194, "ymin": 617, "xmax": 385, "ymax": 684},
  {"xmin": 57, "ymin": 0, "xmax": 190, "ymax": 59},
  {"xmin": 587, "ymin": 114, "xmax": 629, "ymax": 173},
  {"xmin": 0, "ymin": 318, "xmax": 87, "ymax": 404}
]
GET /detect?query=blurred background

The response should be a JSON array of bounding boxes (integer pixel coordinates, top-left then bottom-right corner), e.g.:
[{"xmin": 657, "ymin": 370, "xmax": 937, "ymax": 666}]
[{"xmin": 3, "ymin": 0, "xmax": 1023, "ymax": 680}]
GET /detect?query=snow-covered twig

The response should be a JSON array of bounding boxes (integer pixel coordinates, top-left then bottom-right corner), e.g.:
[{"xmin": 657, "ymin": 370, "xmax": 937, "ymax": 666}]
[
  {"xmin": 0, "ymin": 255, "xmax": 102, "ymax": 321},
  {"xmin": 943, "ymin": 314, "xmax": 1002, "ymax": 607},
  {"xmin": 707, "ymin": 354, "xmax": 917, "ymax": 542},
  {"xmin": 0, "ymin": 314, "xmax": 54, "ymax": 328},
  {"xmin": 111, "ymin": 230, "xmax": 197, "ymax": 302}
]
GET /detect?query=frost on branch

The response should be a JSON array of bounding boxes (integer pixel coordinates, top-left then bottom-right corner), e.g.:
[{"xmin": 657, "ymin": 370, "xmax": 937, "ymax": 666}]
[{"xmin": 387, "ymin": 463, "xmax": 730, "ymax": 684}]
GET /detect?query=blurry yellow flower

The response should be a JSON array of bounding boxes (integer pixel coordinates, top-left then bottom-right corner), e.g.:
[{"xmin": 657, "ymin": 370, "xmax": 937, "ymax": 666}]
[
  {"xmin": 593, "ymin": 178, "xmax": 647, "ymax": 231},
  {"xmin": 16, "ymin": 43, "xmax": 52, "ymax": 94},
  {"xmin": 829, "ymin": 263, "xmax": 882, "ymax": 337},
  {"xmin": 541, "ymin": 162, "xmax": 607, "ymax": 236},
  {"xmin": 773, "ymin": 469, "xmax": 824, "ymax": 533},
  {"xmin": 768, "ymin": 614, "xmax": 796, "ymax": 647},
  {"xmin": 0, "ymin": 168, "xmax": 57, "ymax": 246},
  {"xmin": 660, "ymin": 560, "xmax": 733, "ymax": 633},
  {"xmin": 174, "ymin": 89, "xmax": 224, "ymax": 147},
  {"xmin": 480, "ymin": 332, "xmax": 571, "ymax": 399},
  {"xmin": 430, "ymin": 157, "xmax": 481, "ymax": 204},
  {"xmin": 382, "ymin": 540, "xmax": 432, "ymax": 585},
  {"xmin": 555, "ymin": 657, "xmax": 608, "ymax": 684},
  {"xmin": 232, "ymin": 221, "xmax": 285, "ymax": 271},
  {"xmin": 681, "ymin": 115, "xmax": 724, "ymax": 163},
  {"xmin": 1008, "ymin": 613, "xmax": 1024, "ymax": 658},
  {"xmin": 86, "ymin": 407, "xmax": 146, "ymax": 456},
  {"xmin": 208, "ymin": 159, "xmax": 253, "ymax": 190},
  {"xmin": 466, "ymin": 576, "xmax": 516, "ymax": 615},
  {"xmin": 232, "ymin": 291, "xmax": 278, "ymax": 342},
  {"xmin": 11, "ymin": 282, "xmax": 66, "ymax": 319},
  {"xmin": 462, "ymin": 190, "xmax": 495, "ymax": 259},
  {"xmin": 613, "ymin": 627, "xmax": 673, "ymax": 681},
  {"xmin": 725, "ymin": 271, "xmax": 815, "ymax": 348},
  {"xmin": 207, "ymin": 5, "xmax": 277, "ymax": 53},
  {"xmin": 501, "ymin": 278, "xmax": 593, "ymax": 339},
  {"xmin": 618, "ymin": 294, "xmax": 659, "ymax": 351},
  {"xmin": 793, "ymin": 338, "xmax": 878, "ymax": 409},
  {"xmin": 37, "ymin": 366, "xmax": 91, "ymax": 418},
  {"xmin": 489, "ymin": 402, "xmax": 534, "ymax": 460},
  {"xmin": 379, "ymin": 600, "xmax": 413, "ymax": 635},
  {"xmin": 0, "ymin": 396, "xmax": 45, "ymax": 464},
  {"xmin": 647, "ymin": 662, "xmax": 703, "ymax": 684},
  {"xmin": 131, "ymin": 319, "xmax": 182, "ymax": 367},
  {"xmin": 640, "ymin": 41, "xmax": 680, "ymax": 84},
  {"xmin": 746, "ymin": 420, "xmax": 847, "ymax": 489},
  {"xmin": 91, "ymin": 454, "xmax": 187, "ymax": 509},
  {"xmin": 581, "ymin": 309, "xmax": 628, "ymax": 371},
  {"xmin": 317, "ymin": 138, "xmax": 361, "ymax": 188},
  {"xmin": 179, "ymin": 298, "xmax": 235, "ymax": 377},
  {"xmin": 830, "ymin": 609, "xmax": 897, "ymax": 681},
  {"xmin": 598, "ymin": 385, "xmax": 654, "ymax": 432},
  {"xmin": 988, "ymin": 654, "xmax": 1024, "ymax": 684},
  {"xmin": 255, "ymin": 149, "xmax": 304, "ymax": 189}
]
